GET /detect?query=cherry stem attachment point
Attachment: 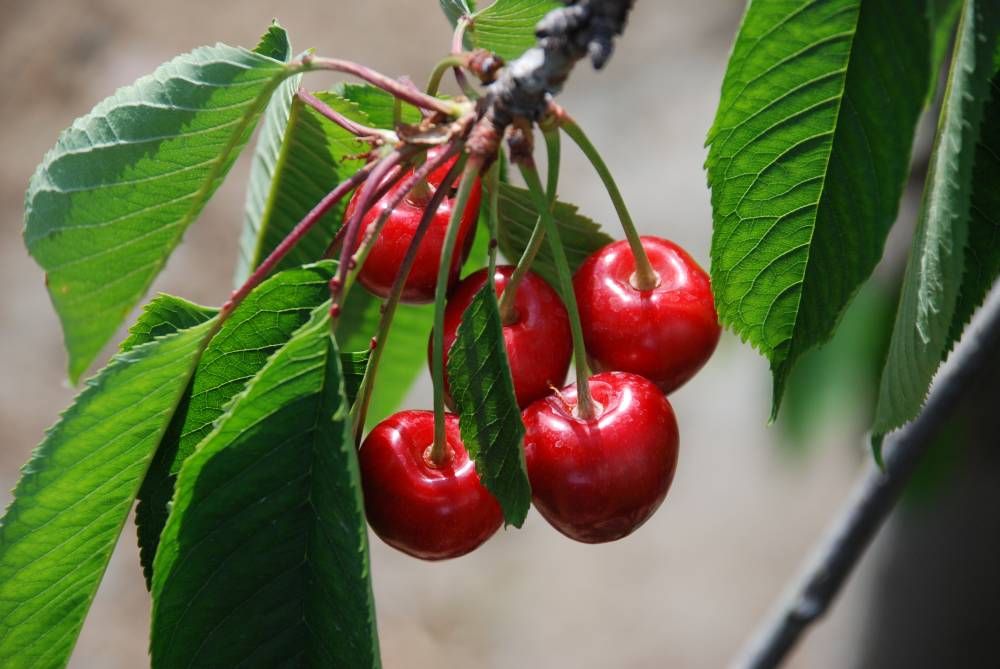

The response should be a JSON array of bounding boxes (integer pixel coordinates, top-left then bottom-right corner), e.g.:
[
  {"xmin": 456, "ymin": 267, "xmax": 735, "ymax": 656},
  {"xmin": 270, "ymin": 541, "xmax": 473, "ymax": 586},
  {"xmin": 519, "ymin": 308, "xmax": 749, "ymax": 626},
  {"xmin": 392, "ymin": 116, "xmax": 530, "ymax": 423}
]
[
  {"xmin": 517, "ymin": 160, "xmax": 595, "ymax": 420},
  {"xmin": 220, "ymin": 160, "xmax": 376, "ymax": 319},
  {"xmin": 297, "ymin": 87, "xmax": 396, "ymax": 143},
  {"xmin": 302, "ymin": 55, "xmax": 462, "ymax": 117},
  {"xmin": 498, "ymin": 126, "xmax": 560, "ymax": 324},
  {"xmin": 431, "ymin": 157, "xmax": 484, "ymax": 464},
  {"xmin": 558, "ymin": 112, "xmax": 658, "ymax": 291},
  {"xmin": 351, "ymin": 146, "xmax": 467, "ymax": 441}
]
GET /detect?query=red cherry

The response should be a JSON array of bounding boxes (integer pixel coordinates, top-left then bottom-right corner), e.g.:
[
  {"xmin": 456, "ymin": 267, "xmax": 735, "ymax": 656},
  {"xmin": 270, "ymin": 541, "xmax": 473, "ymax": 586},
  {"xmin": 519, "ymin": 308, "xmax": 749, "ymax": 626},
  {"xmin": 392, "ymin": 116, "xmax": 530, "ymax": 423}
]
[
  {"xmin": 358, "ymin": 410, "xmax": 501, "ymax": 560},
  {"xmin": 432, "ymin": 266, "xmax": 572, "ymax": 408},
  {"xmin": 573, "ymin": 236, "xmax": 720, "ymax": 394},
  {"xmin": 522, "ymin": 372, "xmax": 679, "ymax": 543},
  {"xmin": 346, "ymin": 149, "xmax": 482, "ymax": 304}
]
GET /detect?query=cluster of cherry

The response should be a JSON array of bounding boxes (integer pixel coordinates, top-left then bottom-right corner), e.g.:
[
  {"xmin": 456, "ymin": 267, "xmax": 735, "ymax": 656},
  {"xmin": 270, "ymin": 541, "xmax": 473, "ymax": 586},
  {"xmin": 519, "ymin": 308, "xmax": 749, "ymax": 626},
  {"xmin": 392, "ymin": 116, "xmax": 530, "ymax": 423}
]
[{"xmin": 351, "ymin": 151, "xmax": 720, "ymax": 560}]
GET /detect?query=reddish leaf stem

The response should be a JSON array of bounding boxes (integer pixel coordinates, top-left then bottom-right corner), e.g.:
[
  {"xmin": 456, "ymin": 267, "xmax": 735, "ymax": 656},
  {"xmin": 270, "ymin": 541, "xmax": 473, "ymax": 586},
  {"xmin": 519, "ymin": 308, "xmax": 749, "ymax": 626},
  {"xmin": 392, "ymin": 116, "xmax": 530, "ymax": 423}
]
[
  {"xmin": 220, "ymin": 160, "xmax": 377, "ymax": 319},
  {"xmin": 303, "ymin": 55, "xmax": 461, "ymax": 117},
  {"xmin": 297, "ymin": 87, "xmax": 394, "ymax": 140}
]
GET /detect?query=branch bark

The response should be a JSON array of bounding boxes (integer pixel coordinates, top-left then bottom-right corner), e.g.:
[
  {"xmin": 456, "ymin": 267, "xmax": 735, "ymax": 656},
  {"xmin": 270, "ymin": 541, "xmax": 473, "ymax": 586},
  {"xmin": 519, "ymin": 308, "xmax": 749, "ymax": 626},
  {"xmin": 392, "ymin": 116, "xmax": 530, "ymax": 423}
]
[
  {"xmin": 468, "ymin": 0, "xmax": 636, "ymax": 158},
  {"xmin": 732, "ymin": 289, "xmax": 1000, "ymax": 669}
]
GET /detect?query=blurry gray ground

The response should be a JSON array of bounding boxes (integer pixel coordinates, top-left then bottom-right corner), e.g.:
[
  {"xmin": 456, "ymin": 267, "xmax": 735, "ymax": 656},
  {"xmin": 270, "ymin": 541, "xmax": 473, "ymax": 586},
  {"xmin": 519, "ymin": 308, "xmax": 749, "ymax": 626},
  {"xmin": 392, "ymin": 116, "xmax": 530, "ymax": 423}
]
[{"xmin": 0, "ymin": 2, "xmax": 993, "ymax": 668}]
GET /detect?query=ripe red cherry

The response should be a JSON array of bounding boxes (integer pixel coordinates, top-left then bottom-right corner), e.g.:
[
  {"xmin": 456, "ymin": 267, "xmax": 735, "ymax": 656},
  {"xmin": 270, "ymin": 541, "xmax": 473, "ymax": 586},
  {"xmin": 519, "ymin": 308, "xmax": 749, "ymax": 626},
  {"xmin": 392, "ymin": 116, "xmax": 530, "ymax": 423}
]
[
  {"xmin": 573, "ymin": 236, "xmax": 720, "ymax": 394},
  {"xmin": 432, "ymin": 266, "xmax": 572, "ymax": 408},
  {"xmin": 358, "ymin": 410, "xmax": 501, "ymax": 560},
  {"xmin": 346, "ymin": 149, "xmax": 482, "ymax": 304},
  {"xmin": 522, "ymin": 372, "xmax": 679, "ymax": 543}
]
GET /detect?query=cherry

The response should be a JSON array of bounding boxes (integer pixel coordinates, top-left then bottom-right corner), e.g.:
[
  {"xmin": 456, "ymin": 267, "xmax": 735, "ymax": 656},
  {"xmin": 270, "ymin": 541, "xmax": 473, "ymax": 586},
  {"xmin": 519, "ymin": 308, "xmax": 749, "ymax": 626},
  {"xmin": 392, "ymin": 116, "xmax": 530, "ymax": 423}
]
[
  {"xmin": 358, "ymin": 410, "xmax": 501, "ymax": 560},
  {"xmin": 522, "ymin": 371, "xmax": 679, "ymax": 543},
  {"xmin": 573, "ymin": 236, "xmax": 720, "ymax": 394},
  {"xmin": 432, "ymin": 266, "xmax": 572, "ymax": 409},
  {"xmin": 346, "ymin": 148, "xmax": 482, "ymax": 304}
]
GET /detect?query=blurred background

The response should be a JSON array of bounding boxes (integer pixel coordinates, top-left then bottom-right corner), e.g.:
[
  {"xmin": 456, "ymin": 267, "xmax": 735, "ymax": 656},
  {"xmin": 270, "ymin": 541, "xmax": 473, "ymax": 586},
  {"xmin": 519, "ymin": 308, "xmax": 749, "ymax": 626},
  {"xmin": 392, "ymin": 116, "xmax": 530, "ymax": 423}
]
[{"xmin": 1, "ymin": 1, "xmax": 997, "ymax": 667}]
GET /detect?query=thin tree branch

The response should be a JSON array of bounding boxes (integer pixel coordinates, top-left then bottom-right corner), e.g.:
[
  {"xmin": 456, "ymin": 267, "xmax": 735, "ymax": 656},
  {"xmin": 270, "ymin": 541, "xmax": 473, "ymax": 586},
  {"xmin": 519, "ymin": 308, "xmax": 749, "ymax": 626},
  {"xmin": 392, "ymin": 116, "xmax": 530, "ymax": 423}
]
[{"xmin": 732, "ymin": 289, "xmax": 1000, "ymax": 669}]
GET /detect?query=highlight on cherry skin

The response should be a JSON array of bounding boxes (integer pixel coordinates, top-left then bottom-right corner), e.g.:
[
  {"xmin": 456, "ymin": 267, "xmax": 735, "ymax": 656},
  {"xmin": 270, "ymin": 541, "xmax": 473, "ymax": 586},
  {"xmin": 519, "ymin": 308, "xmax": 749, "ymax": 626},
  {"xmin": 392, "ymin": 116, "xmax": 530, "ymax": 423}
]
[
  {"xmin": 522, "ymin": 371, "xmax": 680, "ymax": 544},
  {"xmin": 358, "ymin": 410, "xmax": 502, "ymax": 560},
  {"xmin": 573, "ymin": 235, "xmax": 721, "ymax": 394},
  {"xmin": 432, "ymin": 265, "xmax": 573, "ymax": 409},
  {"xmin": 347, "ymin": 148, "xmax": 483, "ymax": 304}
]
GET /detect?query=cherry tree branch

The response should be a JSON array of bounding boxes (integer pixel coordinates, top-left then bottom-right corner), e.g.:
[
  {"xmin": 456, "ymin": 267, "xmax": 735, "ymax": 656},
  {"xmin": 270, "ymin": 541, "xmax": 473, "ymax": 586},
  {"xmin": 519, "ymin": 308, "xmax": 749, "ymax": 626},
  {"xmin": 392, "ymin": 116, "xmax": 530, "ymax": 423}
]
[
  {"xmin": 468, "ymin": 0, "xmax": 636, "ymax": 158},
  {"xmin": 732, "ymin": 292, "xmax": 1000, "ymax": 669}
]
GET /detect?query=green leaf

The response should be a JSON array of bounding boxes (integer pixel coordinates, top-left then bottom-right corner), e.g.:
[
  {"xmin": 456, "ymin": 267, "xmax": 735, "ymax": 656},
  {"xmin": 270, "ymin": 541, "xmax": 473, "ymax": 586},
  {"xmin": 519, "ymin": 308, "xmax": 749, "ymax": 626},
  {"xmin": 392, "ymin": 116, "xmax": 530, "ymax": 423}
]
[
  {"xmin": 706, "ymin": 0, "xmax": 934, "ymax": 418},
  {"xmin": 135, "ymin": 262, "xmax": 337, "ymax": 585},
  {"xmin": 446, "ymin": 282, "xmax": 530, "ymax": 527},
  {"xmin": 235, "ymin": 91, "xmax": 372, "ymax": 284},
  {"xmin": 468, "ymin": 0, "xmax": 560, "ymax": 62},
  {"xmin": 23, "ymin": 29, "xmax": 297, "ymax": 382},
  {"xmin": 235, "ymin": 25, "xmax": 303, "ymax": 284},
  {"xmin": 339, "ymin": 289, "xmax": 433, "ymax": 428},
  {"xmin": 947, "ymin": 66, "xmax": 1000, "ymax": 350},
  {"xmin": 440, "ymin": 0, "xmax": 477, "ymax": 26},
  {"xmin": 496, "ymin": 182, "xmax": 612, "ymax": 291},
  {"xmin": 333, "ymin": 83, "xmax": 423, "ymax": 128},
  {"xmin": 0, "ymin": 305, "xmax": 216, "ymax": 669},
  {"xmin": 928, "ymin": 0, "xmax": 963, "ymax": 101},
  {"xmin": 342, "ymin": 349, "xmax": 373, "ymax": 406},
  {"xmin": 151, "ymin": 307, "xmax": 380, "ymax": 668},
  {"xmin": 874, "ymin": 0, "xmax": 1000, "ymax": 442},
  {"xmin": 252, "ymin": 20, "xmax": 293, "ymax": 61}
]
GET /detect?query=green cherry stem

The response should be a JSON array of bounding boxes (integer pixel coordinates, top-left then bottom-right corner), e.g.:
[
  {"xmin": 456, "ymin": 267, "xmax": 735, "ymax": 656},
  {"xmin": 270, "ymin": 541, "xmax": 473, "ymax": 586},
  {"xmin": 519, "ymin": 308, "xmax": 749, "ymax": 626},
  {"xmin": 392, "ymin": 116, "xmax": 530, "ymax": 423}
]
[
  {"xmin": 431, "ymin": 157, "xmax": 484, "ymax": 463},
  {"xmin": 517, "ymin": 161, "xmax": 595, "ymax": 420},
  {"xmin": 351, "ymin": 149, "xmax": 468, "ymax": 440},
  {"xmin": 559, "ymin": 113, "xmax": 658, "ymax": 291},
  {"xmin": 426, "ymin": 55, "xmax": 469, "ymax": 97},
  {"xmin": 498, "ymin": 126, "xmax": 560, "ymax": 324}
]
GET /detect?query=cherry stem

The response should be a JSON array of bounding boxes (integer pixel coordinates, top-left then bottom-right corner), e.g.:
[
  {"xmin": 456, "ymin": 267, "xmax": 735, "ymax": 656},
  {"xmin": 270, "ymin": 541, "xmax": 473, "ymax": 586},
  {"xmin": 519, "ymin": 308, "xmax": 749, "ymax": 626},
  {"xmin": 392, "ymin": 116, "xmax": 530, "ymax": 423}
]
[
  {"xmin": 220, "ymin": 160, "xmax": 376, "ymax": 319},
  {"xmin": 297, "ymin": 87, "xmax": 395, "ymax": 142},
  {"xmin": 484, "ymin": 159, "xmax": 501, "ymax": 277},
  {"xmin": 321, "ymin": 164, "xmax": 406, "ymax": 261},
  {"xmin": 330, "ymin": 150, "xmax": 407, "ymax": 328},
  {"xmin": 352, "ymin": 147, "xmax": 467, "ymax": 440},
  {"xmin": 498, "ymin": 126, "xmax": 560, "ymax": 324},
  {"xmin": 451, "ymin": 17, "xmax": 475, "ymax": 96},
  {"xmin": 344, "ymin": 145, "xmax": 460, "ymax": 302},
  {"xmin": 517, "ymin": 161, "xmax": 595, "ymax": 420},
  {"xmin": 303, "ymin": 56, "xmax": 461, "ymax": 117},
  {"xmin": 431, "ymin": 157, "xmax": 484, "ymax": 463},
  {"xmin": 558, "ymin": 112, "xmax": 658, "ymax": 291},
  {"xmin": 426, "ymin": 54, "xmax": 470, "ymax": 97}
]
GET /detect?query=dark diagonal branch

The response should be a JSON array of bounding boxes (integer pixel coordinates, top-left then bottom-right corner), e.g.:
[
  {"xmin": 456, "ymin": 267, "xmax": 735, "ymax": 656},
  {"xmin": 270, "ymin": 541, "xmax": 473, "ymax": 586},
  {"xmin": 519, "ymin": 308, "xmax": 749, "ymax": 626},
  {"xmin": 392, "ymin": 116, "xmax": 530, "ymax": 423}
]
[{"xmin": 732, "ymin": 291, "xmax": 1000, "ymax": 669}]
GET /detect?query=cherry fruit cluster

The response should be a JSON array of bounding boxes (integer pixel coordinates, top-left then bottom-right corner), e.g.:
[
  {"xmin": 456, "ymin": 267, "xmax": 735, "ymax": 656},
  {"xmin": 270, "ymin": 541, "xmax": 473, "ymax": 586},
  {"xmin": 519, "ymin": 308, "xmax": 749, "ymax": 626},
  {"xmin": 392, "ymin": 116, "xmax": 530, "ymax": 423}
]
[{"xmin": 354, "ymin": 152, "xmax": 720, "ymax": 560}]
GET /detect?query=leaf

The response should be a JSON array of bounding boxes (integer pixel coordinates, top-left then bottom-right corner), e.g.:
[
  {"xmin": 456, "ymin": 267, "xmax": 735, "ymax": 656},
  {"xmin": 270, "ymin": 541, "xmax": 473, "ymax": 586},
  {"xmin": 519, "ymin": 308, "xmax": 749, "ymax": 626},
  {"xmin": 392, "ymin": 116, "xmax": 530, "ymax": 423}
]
[
  {"xmin": 468, "ymin": 0, "xmax": 561, "ymax": 62},
  {"xmin": 874, "ymin": 0, "xmax": 1000, "ymax": 442},
  {"xmin": 333, "ymin": 83, "xmax": 423, "ymax": 129},
  {"xmin": 0, "ymin": 304, "xmax": 216, "ymax": 669},
  {"xmin": 947, "ymin": 65, "xmax": 1000, "ymax": 349},
  {"xmin": 496, "ymin": 182, "xmax": 612, "ymax": 290},
  {"xmin": 446, "ymin": 282, "xmax": 530, "ymax": 527},
  {"xmin": 440, "ymin": 0, "xmax": 477, "ymax": 26},
  {"xmin": 235, "ymin": 90, "xmax": 374, "ymax": 284},
  {"xmin": 150, "ymin": 307, "xmax": 380, "ymax": 668},
  {"xmin": 234, "ymin": 25, "xmax": 303, "ymax": 284},
  {"xmin": 252, "ymin": 20, "xmax": 293, "ymax": 61},
  {"xmin": 706, "ymin": 0, "xmax": 934, "ymax": 418},
  {"xmin": 339, "ymin": 289, "xmax": 433, "ymax": 428},
  {"xmin": 927, "ymin": 0, "xmax": 964, "ymax": 101},
  {"xmin": 342, "ymin": 349, "xmax": 373, "ymax": 406},
  {"xmin": 23, "ymin": 28, "xmax": 296, "ymax": 382},
  {"xmin": 135, "ymin": 262, "xmax": 337, "ymax": 585}
]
